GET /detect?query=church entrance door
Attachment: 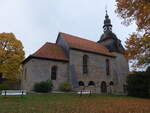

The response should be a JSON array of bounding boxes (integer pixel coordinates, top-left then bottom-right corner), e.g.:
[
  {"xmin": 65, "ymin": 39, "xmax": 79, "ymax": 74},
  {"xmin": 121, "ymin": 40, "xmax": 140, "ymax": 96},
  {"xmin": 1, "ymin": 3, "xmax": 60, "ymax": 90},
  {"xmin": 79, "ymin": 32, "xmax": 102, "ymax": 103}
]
[{"xmin": 101, "ymin": 81, "xmax": 107, "ymax": 93}]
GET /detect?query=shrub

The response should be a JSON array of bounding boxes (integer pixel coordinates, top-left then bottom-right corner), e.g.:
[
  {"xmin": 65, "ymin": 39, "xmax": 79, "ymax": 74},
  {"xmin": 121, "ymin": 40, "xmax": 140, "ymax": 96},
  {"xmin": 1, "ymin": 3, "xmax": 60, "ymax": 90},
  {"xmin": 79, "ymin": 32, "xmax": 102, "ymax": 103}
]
[
  {"xmin": 33, "ymin": 80, "xmax": 53, "ymax": 92},
  {"xmin": 127, "ymin": 71, "xmax": 150, "ymax": 98},
  {"xmin": 59, "ymin": 82, "xmax": 72, "ymax": 92},
  {"xmin": 146, "ymin": 66, "xmax": 150, "ymax": 73}
]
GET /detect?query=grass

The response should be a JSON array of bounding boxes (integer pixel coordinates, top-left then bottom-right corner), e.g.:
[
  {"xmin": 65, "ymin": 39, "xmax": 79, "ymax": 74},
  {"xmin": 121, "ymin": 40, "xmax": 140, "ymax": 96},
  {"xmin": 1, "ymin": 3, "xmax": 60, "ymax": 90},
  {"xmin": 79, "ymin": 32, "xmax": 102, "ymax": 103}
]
[{"xmin": 0, "ymin": 93, "xmax": 150, "ymax": 113}]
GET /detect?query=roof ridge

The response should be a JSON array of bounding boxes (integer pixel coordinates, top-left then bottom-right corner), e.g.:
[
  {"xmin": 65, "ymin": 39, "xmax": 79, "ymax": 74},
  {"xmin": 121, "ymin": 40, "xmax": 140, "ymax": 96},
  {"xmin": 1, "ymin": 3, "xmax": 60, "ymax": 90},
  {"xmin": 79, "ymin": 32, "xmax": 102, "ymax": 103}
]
[{"xmin": 46, "ymin": 42, "xmax": 56, "ymax": 45}]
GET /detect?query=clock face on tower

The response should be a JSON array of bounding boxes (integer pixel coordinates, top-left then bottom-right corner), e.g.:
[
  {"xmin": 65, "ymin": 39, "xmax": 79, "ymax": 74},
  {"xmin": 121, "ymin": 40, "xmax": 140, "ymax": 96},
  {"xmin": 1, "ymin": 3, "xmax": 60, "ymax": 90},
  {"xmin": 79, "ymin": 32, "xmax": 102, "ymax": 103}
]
[
  {"xmin": 104, "ymin": 26, "xmax": 112, "ymax": 32},
  {"xmin": 104, "ymin": 26, "xmax": 107, "ymax": 31},
  {"xmin": 109, "ymin": 26, "xmax": 112, "ymax": 31}
]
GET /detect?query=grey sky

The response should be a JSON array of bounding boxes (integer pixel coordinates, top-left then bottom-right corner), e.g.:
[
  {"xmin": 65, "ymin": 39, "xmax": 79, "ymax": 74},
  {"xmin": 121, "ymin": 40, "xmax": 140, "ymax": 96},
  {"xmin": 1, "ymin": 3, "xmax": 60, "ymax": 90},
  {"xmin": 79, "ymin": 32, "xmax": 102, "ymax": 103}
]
[{"xmin": 0, "ymin": 0, "xmax": 136, "ymax": 57}]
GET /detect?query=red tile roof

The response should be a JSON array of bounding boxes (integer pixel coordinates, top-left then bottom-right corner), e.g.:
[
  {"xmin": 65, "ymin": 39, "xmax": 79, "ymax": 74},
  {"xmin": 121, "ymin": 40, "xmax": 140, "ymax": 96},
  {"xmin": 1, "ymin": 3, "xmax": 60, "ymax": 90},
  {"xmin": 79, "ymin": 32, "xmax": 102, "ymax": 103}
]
[
  {"xmin": 23, "ymin": 32, "xmax": 115, "ymax": 64},
  {"xmin": 32, "ymin": 42, "xmax": 68, "ymax": 61},
  {"xmin": 60, "ymin": 32, "xmax": 114, "ymax": 57}
]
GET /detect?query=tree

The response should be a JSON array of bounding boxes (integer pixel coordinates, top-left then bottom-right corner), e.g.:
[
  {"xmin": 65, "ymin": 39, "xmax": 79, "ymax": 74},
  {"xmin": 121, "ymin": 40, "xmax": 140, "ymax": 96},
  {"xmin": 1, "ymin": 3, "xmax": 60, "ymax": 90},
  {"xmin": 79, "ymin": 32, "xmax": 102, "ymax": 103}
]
[
  {"xmin": 0, "ymin": 33, "xmax": 25, "ymax": 80},
  {"xmin": 116, "ymin": 0, "xmax": 150, "ymax": 32},
  {"xmin": 116, "ymin": 0, "xmax": 150, "ymax": 68},
  {"xmin": 125, "ymin": 33, "xmax": 150, "ymax": 68},
  {"xmin": 127, "ymin": 71, "xmax": 150, "ymax": 98}
]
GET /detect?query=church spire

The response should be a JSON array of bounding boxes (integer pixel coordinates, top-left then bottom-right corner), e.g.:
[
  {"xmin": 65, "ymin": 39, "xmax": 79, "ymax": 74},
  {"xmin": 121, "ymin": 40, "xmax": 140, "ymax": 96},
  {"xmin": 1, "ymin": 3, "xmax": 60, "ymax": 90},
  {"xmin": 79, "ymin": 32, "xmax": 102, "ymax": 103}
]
[
  {"xmin": 98, "ymin": 10, "xmax": 125, "ymax": 54},
  {"xmin": 103, "ymin": 10, "xmax": 112, "ymax": 33}
]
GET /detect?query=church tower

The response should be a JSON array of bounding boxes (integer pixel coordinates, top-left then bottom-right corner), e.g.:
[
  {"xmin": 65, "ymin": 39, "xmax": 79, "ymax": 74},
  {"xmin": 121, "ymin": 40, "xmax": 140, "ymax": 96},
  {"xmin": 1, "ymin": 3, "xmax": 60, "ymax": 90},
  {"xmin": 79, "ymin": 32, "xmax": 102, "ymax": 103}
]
[
  {"xmin": 98, "ymin": 11, "xmax": 125, "ymax": 54},
  {"xmin": 98, "ymin": 11, "xmax": 129, "ymax": 94}
]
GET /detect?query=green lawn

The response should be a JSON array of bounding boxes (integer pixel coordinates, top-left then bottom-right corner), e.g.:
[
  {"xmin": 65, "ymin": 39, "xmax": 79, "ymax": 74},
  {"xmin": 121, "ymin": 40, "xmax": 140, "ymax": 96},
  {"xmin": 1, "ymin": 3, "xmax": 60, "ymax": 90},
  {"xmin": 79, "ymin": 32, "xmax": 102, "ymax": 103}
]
[{"xmin": 0, "ymin": 93, "xmax": 150, "ymax": 113}]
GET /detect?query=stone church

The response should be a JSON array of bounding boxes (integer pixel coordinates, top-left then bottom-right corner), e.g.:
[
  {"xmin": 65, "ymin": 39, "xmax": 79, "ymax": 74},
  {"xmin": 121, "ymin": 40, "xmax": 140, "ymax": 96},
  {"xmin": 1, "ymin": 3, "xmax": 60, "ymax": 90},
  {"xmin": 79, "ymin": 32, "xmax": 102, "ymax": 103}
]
[{"xmin": 22, "ymin": 12, "xmax": 128, "ymax": 94}]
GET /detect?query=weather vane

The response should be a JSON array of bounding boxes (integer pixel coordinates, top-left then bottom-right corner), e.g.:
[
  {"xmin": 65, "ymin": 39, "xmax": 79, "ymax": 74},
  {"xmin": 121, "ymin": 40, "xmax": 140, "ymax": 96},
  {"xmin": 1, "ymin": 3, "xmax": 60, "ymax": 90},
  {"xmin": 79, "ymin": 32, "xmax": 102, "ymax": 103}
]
[{"xmin": 105, "ymin": 5, "xmax": 108, "ymax": 14}]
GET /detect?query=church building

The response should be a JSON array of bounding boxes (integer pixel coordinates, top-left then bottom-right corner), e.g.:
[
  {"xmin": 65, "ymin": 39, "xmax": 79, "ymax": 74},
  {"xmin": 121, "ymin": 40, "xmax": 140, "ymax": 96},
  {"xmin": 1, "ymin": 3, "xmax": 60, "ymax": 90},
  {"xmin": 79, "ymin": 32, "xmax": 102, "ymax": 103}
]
[{"xmin": 22, "ymin": 12, "xmax": 128, "ymax": 94}]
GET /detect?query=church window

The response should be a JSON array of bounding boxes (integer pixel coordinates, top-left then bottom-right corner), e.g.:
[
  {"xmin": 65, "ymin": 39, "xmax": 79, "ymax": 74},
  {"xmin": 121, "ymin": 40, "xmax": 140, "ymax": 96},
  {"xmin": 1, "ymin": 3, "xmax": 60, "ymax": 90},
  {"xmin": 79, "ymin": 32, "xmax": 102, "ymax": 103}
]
[
  {"xmin": 24, "ymin": 68, "xmax": 27, "ymax": 80},
  {"xmin": 79, "ymin": 81, "xmax": 84, "ymax": 86},
  {"xmin": 51, "ymin": 66, "xmax": 57, "ymax": 80},
  {"xmin": 88, "ymin": 81, "xmax": 95, "ymax": 86},
  {"xmin": 83, "ymin": 55, "xmax": 88, "ymax": 74},
  {"xmin": 109, "ymin": 81, "xmax": 114, "ymax": 86},
  {"xmin": 106, "ymin": 59, "xmax": 110, "ymax": 75}
]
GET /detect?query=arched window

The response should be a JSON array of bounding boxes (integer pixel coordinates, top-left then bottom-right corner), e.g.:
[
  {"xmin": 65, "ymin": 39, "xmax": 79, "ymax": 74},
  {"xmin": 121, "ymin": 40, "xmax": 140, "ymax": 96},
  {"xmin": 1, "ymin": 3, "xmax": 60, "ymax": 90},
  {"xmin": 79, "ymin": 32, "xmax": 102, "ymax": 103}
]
[
  {"xmin": 78, "ymin": 81, "xmax": 84, "ymax": 86},
  {"xmin": 88, "ymin": 81, "xmax": 95, "ymax": 86},
  {"xmin": 106, "ymin": 59, "xmax": 110, "ymax": 75},
  {"xmin": 109, "ymin": 81, "xmax": 114, "ymax": 86},
  {"xmin": 83, "ymin": 55, "xmax": 88, "ymax": 74},
  {"xmin": 51, "ymin": 66, "xmax": 57, "ymax": 80}
]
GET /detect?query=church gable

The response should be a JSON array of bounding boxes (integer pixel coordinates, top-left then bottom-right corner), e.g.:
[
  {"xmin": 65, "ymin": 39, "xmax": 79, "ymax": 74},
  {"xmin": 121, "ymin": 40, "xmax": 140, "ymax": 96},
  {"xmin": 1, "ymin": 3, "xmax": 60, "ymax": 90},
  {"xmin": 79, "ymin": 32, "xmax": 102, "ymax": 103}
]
[{"xmin": 56, "ymin": 33, "xmax": 70, "ymax": 57}]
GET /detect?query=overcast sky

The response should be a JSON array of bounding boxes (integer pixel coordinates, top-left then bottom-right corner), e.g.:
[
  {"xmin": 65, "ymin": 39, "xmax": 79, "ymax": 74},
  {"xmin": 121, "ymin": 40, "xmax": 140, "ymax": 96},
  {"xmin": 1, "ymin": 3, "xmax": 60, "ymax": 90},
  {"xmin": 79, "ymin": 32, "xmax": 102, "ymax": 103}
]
[{"xmin": 0, "ymin": 0, "xmax": 136, "ymax": 57}]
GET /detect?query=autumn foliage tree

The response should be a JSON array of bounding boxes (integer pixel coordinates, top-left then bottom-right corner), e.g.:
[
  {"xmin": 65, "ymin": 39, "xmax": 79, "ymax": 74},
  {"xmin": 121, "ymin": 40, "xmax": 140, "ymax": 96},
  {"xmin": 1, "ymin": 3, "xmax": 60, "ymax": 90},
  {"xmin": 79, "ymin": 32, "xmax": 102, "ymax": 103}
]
[
  {"xmin": 116, "ymin": 0, "xmax": 150, "ymax": 68},
  {"xmin": 116, "ymin": 0, "xmax": 150, "ymax": 32},
  {"xmin": 125, "ymin": 33, "xmax": 150, "ymax": 67},
  {"xmin": 0, "ymin": 33, "xmax": 25, "ymax": 80}
]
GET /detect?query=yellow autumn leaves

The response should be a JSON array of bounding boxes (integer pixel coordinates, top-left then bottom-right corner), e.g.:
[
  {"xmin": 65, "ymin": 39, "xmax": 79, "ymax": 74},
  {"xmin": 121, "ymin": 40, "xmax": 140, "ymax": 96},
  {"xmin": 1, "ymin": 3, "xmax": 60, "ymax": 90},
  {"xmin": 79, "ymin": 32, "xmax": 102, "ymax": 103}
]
[{"xmin": 0, "ymin": 33, "xmax": 25, "ymax": 80}]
